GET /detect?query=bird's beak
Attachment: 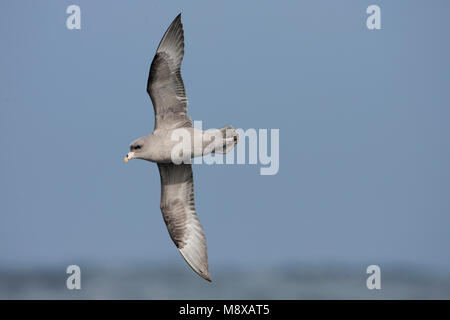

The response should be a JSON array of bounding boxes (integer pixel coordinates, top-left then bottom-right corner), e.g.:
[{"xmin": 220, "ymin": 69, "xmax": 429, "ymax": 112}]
[{"xmin": 124, "ymin": 152, "xmax": 135, "ymax": 163}]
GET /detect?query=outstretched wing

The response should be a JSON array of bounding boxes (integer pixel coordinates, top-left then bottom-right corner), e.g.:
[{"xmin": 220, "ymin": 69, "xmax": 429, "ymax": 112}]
[
  {"xmin": 147, "ymin": 14, "xmax": 192, "ymax": 130},
  {"xmin": 157, "ymin": 163, "xmax": 211, "ymax": 282}
]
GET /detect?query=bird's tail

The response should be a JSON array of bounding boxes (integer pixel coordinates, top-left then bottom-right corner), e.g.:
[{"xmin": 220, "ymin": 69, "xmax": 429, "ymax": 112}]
[{"xmin": 213, "ymin": 126, "xmax": 239, "ymax": 154}]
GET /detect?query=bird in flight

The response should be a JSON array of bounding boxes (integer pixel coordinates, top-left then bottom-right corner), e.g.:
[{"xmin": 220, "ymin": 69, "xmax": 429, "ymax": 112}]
[{"xmin": 124, "ymin": 14, "xmax": 239, "ymax": 282}]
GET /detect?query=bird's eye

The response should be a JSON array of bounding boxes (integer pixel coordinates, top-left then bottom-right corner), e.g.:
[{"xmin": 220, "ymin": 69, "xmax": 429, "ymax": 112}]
[{"xmin": 135, "ymin": 145, "xmax": 141, "ymax": 150}]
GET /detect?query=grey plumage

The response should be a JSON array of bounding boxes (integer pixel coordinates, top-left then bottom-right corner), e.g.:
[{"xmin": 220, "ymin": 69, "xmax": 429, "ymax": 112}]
[
  {"xmin": 158, "ymin": 163, "xmax": 210, "ymax": 281},
  {"xmin": 147, "ymin": 14, "xmax": 191, "ymax": 130},
  {"xmin": 125, "ymin": 13, "xmax": 239, "ymax": 282}
]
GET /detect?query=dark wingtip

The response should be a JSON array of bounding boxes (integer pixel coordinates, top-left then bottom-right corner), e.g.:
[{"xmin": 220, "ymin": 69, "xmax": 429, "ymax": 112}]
[
  {"xmin": 172, "ymin": 13, "xmax": 182, "ymax": 31},
  {"xmin": 199, "ymin": 269, "xmax": 212, "ymax": 282}
]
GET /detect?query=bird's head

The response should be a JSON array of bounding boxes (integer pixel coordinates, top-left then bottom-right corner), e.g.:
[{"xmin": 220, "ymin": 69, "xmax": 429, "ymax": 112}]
[{"xmin": 124, "ymin": 136, "xmax": 148, "ymax": 163}]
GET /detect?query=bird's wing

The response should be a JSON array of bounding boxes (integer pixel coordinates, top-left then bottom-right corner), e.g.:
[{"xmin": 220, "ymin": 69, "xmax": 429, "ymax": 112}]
[
  {"xmin": 147, "ymin": 14, "xmax": 192, "ymax": 130},
  {"xmin": 157, "ymin": 163, "xmax": 211, "ymax": 281}
]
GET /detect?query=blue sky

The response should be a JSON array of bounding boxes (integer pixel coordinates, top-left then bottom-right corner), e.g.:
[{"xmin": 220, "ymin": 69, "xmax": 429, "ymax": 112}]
[{"xmin": 0, "ymin": 0, "xmax": 449, "ymax": 273}]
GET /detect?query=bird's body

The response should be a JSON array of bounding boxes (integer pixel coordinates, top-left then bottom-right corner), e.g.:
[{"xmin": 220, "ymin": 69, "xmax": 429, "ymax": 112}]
[
  {"xmin": 124, "ymin": 14, "xmax": 238, "ymax": 282},
  {"xmin": 130, "ymin": 127, "xmax": 238, "ymax": 163}
]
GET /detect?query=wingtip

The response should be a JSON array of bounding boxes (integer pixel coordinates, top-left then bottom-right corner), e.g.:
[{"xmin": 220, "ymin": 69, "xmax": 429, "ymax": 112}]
[
  {"xmin": 202, "ymin": 273, "xmax": 212, "ymax": 282},
  {"xmin": 197, "ymin": 269, "xmax": 212, "ymax": 282},
  {"xmin": 178, "ymin": 248, "xmax": 212, "ymax": 283}
]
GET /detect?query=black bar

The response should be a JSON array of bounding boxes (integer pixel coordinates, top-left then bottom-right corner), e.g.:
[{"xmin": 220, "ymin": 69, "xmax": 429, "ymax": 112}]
[{"xmin": 0, "ymin": 300, "xmax": 448, "ymax": 318}]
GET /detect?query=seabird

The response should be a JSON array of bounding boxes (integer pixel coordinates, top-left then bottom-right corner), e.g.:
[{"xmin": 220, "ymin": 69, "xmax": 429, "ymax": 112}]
[{"xmin": 124, "ymin": 14, "xmax": 239, "ymax": 282}]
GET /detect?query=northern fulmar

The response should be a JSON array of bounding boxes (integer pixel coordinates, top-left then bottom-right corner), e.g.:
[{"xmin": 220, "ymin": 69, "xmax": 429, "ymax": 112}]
[{"xmin": 124, "ymin": 14, "xmax": 239, "ymax": 282}]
